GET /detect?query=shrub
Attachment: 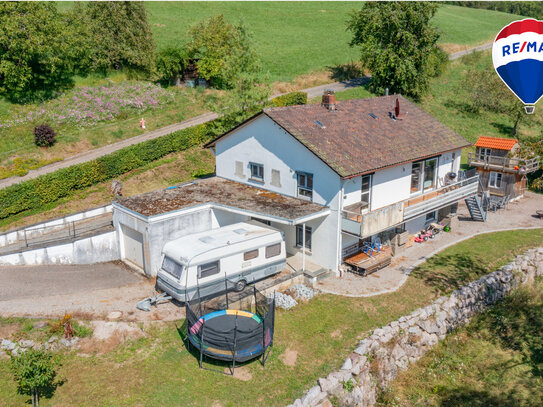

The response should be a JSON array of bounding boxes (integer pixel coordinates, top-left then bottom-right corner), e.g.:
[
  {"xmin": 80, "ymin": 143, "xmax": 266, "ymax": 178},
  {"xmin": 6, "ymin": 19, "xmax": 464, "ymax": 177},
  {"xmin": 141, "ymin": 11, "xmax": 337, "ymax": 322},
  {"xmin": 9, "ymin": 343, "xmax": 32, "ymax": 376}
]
[
  {"xmin": 33, "ymin": 124, "xmax": 56, "ymax": 147},
  {"xmin": 271, "ymin": 91, "xmax": 308, "ymax": 107},
  {"xmin": 10, "ymin": 349, "xmax": 58, "ymax": 407}
]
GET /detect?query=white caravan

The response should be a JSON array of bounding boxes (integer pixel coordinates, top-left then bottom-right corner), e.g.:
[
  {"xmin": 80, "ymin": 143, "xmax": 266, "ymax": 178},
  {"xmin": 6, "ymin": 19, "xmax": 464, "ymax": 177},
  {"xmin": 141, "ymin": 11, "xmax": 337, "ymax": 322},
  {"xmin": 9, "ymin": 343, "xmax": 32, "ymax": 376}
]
[{"xmin": 156, "ymin": 221, "xmax": 286, "ymax": 302}]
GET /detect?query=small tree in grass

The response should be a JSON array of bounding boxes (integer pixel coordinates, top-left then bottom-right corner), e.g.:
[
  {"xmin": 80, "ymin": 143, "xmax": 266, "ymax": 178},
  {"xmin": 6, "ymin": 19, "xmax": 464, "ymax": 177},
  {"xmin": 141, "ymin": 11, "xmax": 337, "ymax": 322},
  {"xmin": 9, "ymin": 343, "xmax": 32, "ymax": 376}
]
[
  {"xmin": 10, "ymin": 349, "xmax": 58, "ymax": 407},
  {"xmin": 33, "ymin": 124, "xmax": 56, "ymax": 147}
]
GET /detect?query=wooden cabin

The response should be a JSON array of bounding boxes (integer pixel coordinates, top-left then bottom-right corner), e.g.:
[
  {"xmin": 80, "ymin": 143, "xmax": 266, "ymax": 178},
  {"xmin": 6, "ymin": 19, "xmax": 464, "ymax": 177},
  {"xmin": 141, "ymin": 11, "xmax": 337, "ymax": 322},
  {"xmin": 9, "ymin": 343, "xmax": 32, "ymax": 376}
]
[{"xmin": 468, "ymin": 136, "xmax": 539, "ymax": 199}]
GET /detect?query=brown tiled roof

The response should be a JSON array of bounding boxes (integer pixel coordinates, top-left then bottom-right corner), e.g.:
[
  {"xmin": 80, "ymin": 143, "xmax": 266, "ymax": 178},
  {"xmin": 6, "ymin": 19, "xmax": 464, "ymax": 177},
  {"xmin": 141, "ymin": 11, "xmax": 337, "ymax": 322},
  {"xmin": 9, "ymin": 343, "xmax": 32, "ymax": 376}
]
[
  {"xmin": 116, "ymin": 177, "xmax": 327, "ymax": 221},
  {"xmin": 474, "ymin": 136, "xmax": 518, "ymax": 151},
  {"xmin": 260, "ymin": 95, "xmax": 470, "ymax": 178}
]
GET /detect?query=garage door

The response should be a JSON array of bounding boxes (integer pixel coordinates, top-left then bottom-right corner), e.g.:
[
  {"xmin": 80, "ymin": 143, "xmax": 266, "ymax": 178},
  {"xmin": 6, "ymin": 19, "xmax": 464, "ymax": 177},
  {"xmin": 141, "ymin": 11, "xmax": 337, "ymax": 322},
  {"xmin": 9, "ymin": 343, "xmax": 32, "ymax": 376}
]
[{"xmin": 122, "ymin": 225, "xmax": 144, "ymax": 270}]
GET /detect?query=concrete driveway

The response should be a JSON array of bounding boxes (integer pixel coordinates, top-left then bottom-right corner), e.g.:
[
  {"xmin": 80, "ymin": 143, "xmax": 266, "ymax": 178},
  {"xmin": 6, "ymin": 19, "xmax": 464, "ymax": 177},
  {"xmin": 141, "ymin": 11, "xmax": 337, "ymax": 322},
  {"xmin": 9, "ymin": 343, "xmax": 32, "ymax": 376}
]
[
  {"xmin": 0, "ymin": 261, "xmax": 182, "ymax": 321},
  {"xmin": 0, "ymin": 262, "xmax": 143, "ymax": 301}
]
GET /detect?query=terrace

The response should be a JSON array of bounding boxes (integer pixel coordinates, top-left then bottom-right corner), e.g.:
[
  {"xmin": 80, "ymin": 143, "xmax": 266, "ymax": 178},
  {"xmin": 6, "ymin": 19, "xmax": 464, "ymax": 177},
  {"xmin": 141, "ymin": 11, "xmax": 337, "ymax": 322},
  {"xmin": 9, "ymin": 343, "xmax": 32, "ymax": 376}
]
[
  {"xmin": 468, "ymin": 152, "xmax": 540, "ymax": 174},
  {"xmin": 342, "ymin": 174, "xmax": 480, "ymax": 237}
]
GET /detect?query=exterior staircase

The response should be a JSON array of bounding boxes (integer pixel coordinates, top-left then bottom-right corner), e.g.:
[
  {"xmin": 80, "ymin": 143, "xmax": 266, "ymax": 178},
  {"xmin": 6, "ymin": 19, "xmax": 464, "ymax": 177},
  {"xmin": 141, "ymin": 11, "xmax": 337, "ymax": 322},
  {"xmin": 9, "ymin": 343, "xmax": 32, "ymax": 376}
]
[{"xmin": 464, "ymin": 178, "xmax": 489, "ymax": 222}]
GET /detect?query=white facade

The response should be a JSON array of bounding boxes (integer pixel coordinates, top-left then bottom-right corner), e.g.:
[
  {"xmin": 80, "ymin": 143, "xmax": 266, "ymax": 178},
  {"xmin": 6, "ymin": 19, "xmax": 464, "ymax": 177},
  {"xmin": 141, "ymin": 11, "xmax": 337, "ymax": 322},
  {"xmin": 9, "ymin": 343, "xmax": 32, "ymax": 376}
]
[{"xmin": 214, "ymin": 115, "xmax": 342, "ymax": 272}]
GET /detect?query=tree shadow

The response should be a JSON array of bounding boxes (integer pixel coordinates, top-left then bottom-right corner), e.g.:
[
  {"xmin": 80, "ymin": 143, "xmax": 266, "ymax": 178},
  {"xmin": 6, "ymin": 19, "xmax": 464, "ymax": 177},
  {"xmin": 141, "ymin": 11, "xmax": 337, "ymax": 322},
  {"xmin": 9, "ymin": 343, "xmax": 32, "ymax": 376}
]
[
  {"xmin": 327, "ymin": 62, "xmax": 364, "ymax": 82},
  {"xmin": 411, "ymin": 253, "xmax": 488, "ymax": 295},
  {"xmin": 490, "ymin": 121, "xmax": 514, "ymax": 136},
  {"xmin": 439, "ymin": 386, "xmax": 527, "ymax": 407},
  {"xmin": 443, "ymin": 99, "xmax": 473, "ymax": 114}
]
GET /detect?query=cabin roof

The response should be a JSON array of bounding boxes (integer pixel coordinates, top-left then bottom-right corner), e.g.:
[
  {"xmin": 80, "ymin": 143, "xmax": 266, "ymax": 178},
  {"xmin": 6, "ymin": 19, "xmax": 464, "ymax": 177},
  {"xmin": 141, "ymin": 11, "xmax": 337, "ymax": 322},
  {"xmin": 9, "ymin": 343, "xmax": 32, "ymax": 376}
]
[
  {"xmin": 474, "ymin": 136, "xmax": 519, "ymax": 151},
  {"xmin": 115, "ymin": 176, "xmax": 328, "ymax": 222}
]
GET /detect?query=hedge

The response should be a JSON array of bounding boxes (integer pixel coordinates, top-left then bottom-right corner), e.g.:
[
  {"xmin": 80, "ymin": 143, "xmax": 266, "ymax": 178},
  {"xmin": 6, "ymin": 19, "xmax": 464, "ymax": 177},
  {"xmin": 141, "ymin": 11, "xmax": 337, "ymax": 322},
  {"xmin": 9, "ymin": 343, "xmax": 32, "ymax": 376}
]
[
  {"xmin": 271, "ymin": 91, "xmax": 308, "ymax": 107},
  {"xmin": 0, "ymin": 124, "xmax": 208, "ymax": 219}
]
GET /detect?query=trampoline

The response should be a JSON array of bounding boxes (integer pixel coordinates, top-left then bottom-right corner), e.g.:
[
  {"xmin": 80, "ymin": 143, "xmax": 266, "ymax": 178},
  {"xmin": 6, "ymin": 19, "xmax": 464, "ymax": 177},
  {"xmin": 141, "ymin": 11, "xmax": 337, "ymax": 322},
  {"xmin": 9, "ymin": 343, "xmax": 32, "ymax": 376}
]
[{"xmin": 185, "ymin": 277, "xmax": 275, "ymax": 374}]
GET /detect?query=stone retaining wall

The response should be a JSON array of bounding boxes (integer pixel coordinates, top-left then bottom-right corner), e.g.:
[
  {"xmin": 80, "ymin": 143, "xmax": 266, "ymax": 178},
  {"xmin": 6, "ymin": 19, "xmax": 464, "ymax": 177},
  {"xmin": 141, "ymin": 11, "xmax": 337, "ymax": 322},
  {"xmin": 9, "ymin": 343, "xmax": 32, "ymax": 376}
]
[{"xmin": 289, "ymin": 247, "xmax": 543, "ymax": 407}]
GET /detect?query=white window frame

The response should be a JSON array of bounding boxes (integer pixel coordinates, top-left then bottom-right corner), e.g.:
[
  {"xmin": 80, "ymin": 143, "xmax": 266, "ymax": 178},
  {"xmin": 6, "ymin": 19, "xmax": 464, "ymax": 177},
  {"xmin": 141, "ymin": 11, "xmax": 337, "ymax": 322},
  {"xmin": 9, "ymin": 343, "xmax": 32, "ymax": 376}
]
[
  {"xmin": 360, "ymin": 174, "xmax": 372, "ymax": 213},
  {"xmin": 295, "ymin": 225, "xmax": 312, "ymax": 250},
  {"xmin": 296, "ymin": 171, "xmax": 313, "ymax": 201},
  {"xmin": 249, "ymin": 162, "xmax": 264, "ymax": 182},
  {"xmin": 478, "ymin": 148, "xmax": 492, "ymax": 160},
  {"xmin": 488, "ymin": 172, "xmax": 503, "ymax": 189}
]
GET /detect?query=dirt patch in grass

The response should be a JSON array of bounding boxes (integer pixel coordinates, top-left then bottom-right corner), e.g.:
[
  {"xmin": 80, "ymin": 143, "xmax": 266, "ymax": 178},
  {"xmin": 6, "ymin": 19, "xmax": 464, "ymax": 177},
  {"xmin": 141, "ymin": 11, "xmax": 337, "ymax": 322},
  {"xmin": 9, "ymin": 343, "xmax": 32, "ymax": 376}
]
[
  {"xmin": 228, "ymin": 366, "xmax": 253, "ymax": 381},
  {"xmin": 78, "ymin": 321, "xmax": 145, "ymax": 354},
  {"xmin": 330, "ymin": 329, "xmax": 343, "ymax": 339},
  {"xmin": 272, "ymin": 70, "xmax": 333, "ymax": 95},
  {"xmin": 0, "ymin": 324, "xmax": 20, "ymax": 340},
  {"xmin": 279, "ymin": 348, "xmax": 298, "ymax": 367}
]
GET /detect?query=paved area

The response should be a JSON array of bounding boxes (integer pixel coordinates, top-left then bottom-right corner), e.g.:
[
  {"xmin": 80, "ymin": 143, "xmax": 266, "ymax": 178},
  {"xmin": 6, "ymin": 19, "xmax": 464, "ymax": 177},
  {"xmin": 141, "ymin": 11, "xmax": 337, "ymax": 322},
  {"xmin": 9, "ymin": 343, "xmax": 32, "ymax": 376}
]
[
  {"xmin": 0, "ymin": 262, "xmax": 182, "ymax": 321},
  {"xmin": 449, "ymin": 42, "xmax": 492, "ymax": 60},
  {"xmin": 317, "ymin": 192, "xmax": 543, "ymax": 297}
]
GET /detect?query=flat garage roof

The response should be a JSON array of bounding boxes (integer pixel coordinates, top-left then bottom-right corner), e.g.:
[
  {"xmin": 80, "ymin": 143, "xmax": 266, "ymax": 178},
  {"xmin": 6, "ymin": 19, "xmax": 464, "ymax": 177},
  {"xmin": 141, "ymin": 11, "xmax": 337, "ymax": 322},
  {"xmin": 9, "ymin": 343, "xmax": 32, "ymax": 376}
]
[{"xmin": 115, "ymin": 177, "xmax": 329, "ymax": 224}]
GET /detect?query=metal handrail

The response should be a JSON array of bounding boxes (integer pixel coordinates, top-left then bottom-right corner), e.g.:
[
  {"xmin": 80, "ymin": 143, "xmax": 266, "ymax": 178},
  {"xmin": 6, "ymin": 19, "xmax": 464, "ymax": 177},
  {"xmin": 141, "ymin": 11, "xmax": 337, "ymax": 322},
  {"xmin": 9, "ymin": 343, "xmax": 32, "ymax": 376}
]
[{"xmin": 342, "ymin": 174, "xmax": 479, "ymax": 219}]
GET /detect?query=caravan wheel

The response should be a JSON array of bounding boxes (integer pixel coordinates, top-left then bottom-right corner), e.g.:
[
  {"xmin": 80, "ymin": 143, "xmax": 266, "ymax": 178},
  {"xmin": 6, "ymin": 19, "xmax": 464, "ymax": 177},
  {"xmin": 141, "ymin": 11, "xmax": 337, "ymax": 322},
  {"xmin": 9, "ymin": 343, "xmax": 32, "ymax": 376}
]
[{"xmin": 234, "ymin": 280, "xmax": 247, "ymax": 292}]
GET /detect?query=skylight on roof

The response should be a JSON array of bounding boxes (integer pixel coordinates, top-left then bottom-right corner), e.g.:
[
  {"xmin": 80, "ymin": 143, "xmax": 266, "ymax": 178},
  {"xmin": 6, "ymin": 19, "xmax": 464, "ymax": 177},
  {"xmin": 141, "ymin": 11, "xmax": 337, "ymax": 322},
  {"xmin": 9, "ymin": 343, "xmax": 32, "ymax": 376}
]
[
  {"xmin": 199, "ymin": 236, "xmax": 214, "ymax": 244},
  {"xmin": 233, "ymin": 228, "xmax": 248, "ymax": 235},
  {"xmin": 369, "ymin": 113, "xmax": 378, "ymax": 119},
  {"xmin": 315, "ymin": 120, "xmax": 326, "ymax": 129}
]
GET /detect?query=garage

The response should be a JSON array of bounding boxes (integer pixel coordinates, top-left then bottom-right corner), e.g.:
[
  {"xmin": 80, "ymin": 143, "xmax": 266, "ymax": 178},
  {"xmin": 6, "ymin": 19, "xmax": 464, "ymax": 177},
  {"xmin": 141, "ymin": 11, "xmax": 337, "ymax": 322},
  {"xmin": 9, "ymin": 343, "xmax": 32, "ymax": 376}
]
[{"xmin": 121, "ymin": 224, "xmax": 145, "ymax": 270}]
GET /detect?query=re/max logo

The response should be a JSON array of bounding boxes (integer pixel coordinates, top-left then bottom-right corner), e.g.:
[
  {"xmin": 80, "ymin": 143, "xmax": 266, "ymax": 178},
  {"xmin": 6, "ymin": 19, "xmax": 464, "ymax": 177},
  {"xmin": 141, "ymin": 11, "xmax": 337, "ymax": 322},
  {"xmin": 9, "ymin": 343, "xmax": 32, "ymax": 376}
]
[{"xmin": 502, "ymin": 41, "xmax": 543, "ymax": 56}]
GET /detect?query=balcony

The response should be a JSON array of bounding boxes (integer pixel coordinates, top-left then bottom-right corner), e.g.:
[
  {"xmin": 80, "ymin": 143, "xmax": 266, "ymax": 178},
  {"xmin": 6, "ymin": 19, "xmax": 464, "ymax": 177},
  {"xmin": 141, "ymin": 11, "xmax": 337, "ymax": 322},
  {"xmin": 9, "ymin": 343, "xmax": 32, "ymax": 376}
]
[
  {"xmin": 468, "ymin": 152, "xmax": 540, "ymax": 174},
  {"xmin": 342, "ymin": 175, "xmax": 479, "ymax": 237}
]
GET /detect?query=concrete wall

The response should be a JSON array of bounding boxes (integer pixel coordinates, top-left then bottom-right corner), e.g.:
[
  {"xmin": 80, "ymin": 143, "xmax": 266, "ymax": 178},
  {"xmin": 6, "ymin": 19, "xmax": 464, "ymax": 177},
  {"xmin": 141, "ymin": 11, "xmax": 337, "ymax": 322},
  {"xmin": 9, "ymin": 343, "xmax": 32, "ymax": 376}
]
[
  {"xmin": 0, "ymin": 231, "xmax": 119, "ymax": 266},
  {"xmin": 0, "ymin": 205, "xmax": 112, "ymax": 247},
  {"xmin": 114, "ymin": 205, "xmax": 215, "ymax": 277},
  {"xmin": 290, "ymin": 247, "xmax": 543, "ymax": 407}
]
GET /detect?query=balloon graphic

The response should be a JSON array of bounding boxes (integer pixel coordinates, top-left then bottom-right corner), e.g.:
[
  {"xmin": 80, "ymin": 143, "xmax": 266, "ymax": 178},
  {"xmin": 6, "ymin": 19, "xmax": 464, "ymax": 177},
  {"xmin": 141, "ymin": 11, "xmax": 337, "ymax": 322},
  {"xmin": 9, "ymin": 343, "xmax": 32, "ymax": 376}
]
[{"xmin": 492, "ymin": 18, "xmax": 543, "ymax": 114}]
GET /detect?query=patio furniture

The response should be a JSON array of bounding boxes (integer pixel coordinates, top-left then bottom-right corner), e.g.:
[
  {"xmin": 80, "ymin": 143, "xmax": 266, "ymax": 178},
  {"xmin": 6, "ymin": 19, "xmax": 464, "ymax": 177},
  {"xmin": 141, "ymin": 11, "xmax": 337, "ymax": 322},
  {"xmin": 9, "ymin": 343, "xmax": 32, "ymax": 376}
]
[{"xmin": 536, "ymin": 210, "xmax": 543, "ymax": 219}]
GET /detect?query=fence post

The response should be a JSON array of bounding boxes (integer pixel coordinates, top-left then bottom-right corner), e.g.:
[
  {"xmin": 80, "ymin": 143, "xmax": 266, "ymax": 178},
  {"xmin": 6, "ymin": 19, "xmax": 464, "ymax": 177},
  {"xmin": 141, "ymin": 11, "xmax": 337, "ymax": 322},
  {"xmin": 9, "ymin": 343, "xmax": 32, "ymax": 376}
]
[{"xmin": 23, "ymin": 229, "xmax": 28, "ymax": 247}]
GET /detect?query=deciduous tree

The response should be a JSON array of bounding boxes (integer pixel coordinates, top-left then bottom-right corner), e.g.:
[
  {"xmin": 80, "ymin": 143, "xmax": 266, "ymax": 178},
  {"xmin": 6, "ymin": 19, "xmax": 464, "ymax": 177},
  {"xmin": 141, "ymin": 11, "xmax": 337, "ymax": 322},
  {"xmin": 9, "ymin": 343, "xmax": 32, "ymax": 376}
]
[
  {"xmin": 86, "ymin": 1, "xmax": 155, "ymax": 75},
  {"xmin": 0, "ymin": 3, "xmax": 89, "ymax": 102},
  {"xmin": 347, "ymin": 2, "xmax": 446, "ymax": 99}
]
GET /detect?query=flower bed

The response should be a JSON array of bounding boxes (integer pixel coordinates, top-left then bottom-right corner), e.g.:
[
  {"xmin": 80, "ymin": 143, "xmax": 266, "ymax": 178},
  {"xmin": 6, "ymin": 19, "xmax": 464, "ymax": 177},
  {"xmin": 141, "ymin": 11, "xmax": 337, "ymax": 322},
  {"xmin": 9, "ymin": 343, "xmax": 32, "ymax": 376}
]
[{"xmin": 0, "ymin": 82, "xmax": 176, "ymax": 129}]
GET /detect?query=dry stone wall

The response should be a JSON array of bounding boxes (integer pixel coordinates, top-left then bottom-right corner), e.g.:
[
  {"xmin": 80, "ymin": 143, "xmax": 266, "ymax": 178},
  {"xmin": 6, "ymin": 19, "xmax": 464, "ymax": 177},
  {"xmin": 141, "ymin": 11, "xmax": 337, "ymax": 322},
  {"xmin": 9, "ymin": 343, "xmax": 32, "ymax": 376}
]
[{"xmin": 288, "ymin": 247, "xmax": 543, "ymax": 407}]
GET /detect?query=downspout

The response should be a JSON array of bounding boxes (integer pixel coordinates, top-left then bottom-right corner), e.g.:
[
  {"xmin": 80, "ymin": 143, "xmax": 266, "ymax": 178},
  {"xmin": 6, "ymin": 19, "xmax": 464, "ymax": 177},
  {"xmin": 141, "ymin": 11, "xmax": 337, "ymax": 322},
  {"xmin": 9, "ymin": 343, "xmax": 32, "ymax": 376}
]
[
  {"xmin": 337, "ymin": 180, "xmax": 345, "ymax": 276},
  {"xmin": 302, "ymin": 222, "xmax": 306, "ymax": 272}
]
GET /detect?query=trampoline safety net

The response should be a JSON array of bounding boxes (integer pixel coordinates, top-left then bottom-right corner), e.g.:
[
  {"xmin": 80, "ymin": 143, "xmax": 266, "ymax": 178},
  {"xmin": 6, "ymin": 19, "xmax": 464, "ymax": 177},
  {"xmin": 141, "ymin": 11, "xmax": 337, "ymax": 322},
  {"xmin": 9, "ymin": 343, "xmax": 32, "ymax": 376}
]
[{"xmin": 185, "ymin": 276, "xmax": 275, "ymax": 368}]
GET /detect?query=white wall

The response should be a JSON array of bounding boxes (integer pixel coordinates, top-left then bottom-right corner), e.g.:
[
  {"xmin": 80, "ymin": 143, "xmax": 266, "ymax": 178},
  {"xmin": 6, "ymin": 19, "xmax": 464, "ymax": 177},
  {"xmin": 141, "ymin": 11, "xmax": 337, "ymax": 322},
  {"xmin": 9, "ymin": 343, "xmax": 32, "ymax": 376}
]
[
  {"xmin": 371, "ymin": 164, "xmax": 412, "ymax": 210},
  {"xmin": 343, "ymin": 177, "xmax": 362, "ymax": 207},
  {"xmin": 0, "ymin": 231, "xmax": 119, "ymax": 266},
  {"xmin": 215, "ymin": 115, "xmax": 342, "ymax": 209},
  {"xmin": 437, "ymin": 150, "xmax": 462, "ymax": 187}
]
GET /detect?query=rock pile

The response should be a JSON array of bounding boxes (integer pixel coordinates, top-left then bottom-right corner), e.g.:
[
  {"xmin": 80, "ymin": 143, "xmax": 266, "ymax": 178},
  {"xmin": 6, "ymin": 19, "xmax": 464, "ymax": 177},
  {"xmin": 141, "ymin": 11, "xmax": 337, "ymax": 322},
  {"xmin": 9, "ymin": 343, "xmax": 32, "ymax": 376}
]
[
  {"xmin": 0, "ymin": 336, "xmax": 79, "ymax": 358},
  {"xmin": 291, "ymin": 284, "xmax": 316, "ymax": 301},
  {"xmin": 271, "ymin": 292, "xmax": 298, "ymax": 310},
  {"xmin": 288, "ymin": 248, "xmax": 543, "ymax": 407}
]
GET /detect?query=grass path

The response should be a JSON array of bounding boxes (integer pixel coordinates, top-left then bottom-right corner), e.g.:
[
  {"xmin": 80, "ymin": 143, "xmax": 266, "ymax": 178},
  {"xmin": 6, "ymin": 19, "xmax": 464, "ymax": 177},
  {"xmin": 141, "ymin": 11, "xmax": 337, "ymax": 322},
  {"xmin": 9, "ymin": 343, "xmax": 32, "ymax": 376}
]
[{"xmin": 0, "ymin": 229, "xmax": 541, "ymax": 406}]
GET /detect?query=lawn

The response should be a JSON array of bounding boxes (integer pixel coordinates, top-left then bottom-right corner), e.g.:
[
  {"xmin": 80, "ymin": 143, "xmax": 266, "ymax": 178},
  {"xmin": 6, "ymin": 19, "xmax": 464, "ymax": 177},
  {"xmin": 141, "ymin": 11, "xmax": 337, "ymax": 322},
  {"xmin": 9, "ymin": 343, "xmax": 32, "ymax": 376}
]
[
  {"xmin": 0, "ymin": 80, "xmax": 209, "ymax": 172},
  {"xmin": 57, "ymin": 2, "xmax": 525, "ymax": 83},
  {"xmin": 0, "ymin": 229, "xmax": 541, "ymax": 406},
  {"xmin": 379, "ymin": 277, "xmax": 543, "ymax": 406}
]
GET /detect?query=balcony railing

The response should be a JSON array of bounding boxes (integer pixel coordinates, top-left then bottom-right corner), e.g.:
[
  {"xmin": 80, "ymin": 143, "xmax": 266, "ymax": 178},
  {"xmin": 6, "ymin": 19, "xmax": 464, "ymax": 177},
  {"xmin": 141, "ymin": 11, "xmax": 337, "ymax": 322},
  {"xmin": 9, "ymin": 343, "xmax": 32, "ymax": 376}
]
[
  {"xmin": 342, "ymin": 175, "xmax": 479, "ymax": 237},
  {"xmin": 468, "ymin": 152, "xmax": 540, "ymax": 174}
]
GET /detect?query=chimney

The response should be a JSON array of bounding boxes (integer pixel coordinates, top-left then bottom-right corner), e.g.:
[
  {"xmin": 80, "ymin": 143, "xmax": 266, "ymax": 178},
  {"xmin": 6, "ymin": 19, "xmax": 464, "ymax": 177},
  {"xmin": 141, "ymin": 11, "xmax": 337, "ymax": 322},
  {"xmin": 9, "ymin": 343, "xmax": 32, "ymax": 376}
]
[
  {"xmin": 390, "ymin": 97, "xmax": 407, "ymax": 120},
  {"xmin": 322, "ymin": 89, "xmax": 336, "ymax": 111}
]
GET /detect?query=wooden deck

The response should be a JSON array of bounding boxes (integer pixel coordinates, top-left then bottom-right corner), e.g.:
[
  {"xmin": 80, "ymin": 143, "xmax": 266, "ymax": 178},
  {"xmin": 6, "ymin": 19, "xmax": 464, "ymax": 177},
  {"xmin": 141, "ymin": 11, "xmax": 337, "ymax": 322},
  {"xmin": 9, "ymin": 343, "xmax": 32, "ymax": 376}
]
[{"xmin": 344, "ymin": 245, "xmax": 392, "ymax": 276}]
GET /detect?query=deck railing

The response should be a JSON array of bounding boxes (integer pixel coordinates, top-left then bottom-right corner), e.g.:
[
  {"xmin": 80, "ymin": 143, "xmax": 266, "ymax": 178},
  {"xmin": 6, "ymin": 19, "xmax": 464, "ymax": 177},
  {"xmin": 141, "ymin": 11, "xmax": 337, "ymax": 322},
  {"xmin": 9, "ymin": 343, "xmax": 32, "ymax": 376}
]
[
  {"xmin": 342, "ymin": 174, "xmax": 479, "ymax": 236},
  {"xmin": 468, "ymin": 152, "xmax": 540, "ymax": 173}
]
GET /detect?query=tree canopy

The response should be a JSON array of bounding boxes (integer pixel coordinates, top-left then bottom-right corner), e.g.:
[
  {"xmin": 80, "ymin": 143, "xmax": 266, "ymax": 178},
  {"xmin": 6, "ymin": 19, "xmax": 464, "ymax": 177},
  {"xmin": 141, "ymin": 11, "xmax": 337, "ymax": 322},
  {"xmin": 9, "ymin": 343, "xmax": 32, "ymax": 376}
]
[
  {"xmin": 86, "ymin": 1, "xmax": 155, "ymax": 75},
  {"xmin": 0, "ymin": 2, "xmax": 89, "ymax": 103},
  {"xmin": 347, "ymin": 2, "xmax": 447, "ymax": 99}
]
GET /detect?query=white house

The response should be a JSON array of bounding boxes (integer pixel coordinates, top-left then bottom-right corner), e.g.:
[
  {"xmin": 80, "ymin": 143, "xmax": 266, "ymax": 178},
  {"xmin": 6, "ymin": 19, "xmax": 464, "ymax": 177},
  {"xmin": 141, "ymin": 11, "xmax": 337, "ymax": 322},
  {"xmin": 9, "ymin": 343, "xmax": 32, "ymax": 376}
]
[{"xmin": 112, "ymin": 92, "xmax": 476, "ymax": 277}]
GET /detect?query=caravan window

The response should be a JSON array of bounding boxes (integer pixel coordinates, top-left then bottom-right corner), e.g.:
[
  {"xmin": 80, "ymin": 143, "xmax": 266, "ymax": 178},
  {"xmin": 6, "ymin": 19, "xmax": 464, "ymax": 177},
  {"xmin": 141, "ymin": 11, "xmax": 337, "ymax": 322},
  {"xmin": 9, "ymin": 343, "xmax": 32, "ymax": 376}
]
[
  {"xmin": 198, "ymin": 261, "xmax": 220, "ymax": 279},
  {"xmin": 265, "ymin": 243, "xmax": 281, "ymax": 258},
  {"xmin": 162, "ymin": 256, "xmax": 183, "ymax": 280},
  {"xmin": 244, "ymin": 249, "xmax": 259, "ymax": 261}
]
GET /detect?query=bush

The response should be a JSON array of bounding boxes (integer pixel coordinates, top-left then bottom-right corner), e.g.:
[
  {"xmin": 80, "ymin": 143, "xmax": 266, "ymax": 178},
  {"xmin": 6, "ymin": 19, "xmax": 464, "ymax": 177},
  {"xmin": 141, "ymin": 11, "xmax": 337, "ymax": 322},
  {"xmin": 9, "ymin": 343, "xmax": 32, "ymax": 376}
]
[
  {"xmin": 271, "ymin": 91, "xmax": 308, "ymax": 107},
  {"xmin": 10, "ymin": 349, "xmax": 58, "ymax": 407},
  {"xmin": 0, "ymin": 124, "xmax": 209, "ymax": 219},
  {"xmin": 33, "ymin": 125, "xmax": 56, "ymax": 147}
]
